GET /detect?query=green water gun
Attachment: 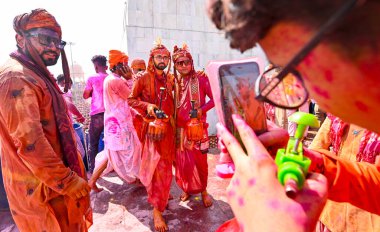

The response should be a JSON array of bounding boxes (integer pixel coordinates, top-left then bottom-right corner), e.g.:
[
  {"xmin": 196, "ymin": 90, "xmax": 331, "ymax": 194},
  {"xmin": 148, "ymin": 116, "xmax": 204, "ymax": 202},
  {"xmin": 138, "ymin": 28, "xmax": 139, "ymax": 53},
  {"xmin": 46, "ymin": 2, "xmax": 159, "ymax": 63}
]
[{"xmin": 275, "ymin": 112, "xmax": 320, "ymax": 198}]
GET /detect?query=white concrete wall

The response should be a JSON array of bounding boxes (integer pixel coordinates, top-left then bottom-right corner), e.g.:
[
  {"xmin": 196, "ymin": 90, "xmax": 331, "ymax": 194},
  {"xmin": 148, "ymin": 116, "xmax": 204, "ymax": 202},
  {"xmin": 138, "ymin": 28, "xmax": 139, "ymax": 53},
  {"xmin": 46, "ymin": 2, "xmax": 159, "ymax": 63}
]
[{"xmin": 125, "ymin": 0, "xmax": 269, "ymax": 135}]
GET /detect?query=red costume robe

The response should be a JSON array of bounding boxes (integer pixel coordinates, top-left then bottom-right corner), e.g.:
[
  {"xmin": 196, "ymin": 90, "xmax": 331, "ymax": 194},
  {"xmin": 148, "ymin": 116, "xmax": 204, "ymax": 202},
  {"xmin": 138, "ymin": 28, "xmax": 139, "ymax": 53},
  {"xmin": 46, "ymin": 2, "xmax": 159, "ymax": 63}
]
[
  {"xmin": 128, "ymin": 71, "xmax": 175, "ymax": 212},
  {"xmin": 175, "ymin": 71, "xmax": 214, "ymax": 194}
]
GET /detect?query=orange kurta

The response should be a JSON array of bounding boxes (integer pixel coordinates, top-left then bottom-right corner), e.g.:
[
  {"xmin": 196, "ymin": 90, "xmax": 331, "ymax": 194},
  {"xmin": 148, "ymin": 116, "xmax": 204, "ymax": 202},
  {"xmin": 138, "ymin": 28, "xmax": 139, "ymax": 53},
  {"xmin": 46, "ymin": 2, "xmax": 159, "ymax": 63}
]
[
  {"xmin": 310, "ymin": 117, "xmax": 380, "ymax": 231},
  {"xmin": 0, "ymin": 58, "xmax": 91, "ymax": 231}
]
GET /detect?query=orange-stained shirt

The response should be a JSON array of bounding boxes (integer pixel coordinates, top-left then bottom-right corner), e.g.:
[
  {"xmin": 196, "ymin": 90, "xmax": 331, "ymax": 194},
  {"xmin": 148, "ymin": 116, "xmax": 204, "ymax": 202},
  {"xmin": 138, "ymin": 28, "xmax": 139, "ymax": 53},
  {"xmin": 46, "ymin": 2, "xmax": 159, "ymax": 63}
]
[
  {"xmin": 128, "ymin": 71, "xmax": 175, "ymax": 161},
  {"xmin": 0, "ymin": 57, "xmax": 90, "ymax": 231},
  {"xmin": 310, "ymin": 117, "xmax": 380, "ymax": 218}
]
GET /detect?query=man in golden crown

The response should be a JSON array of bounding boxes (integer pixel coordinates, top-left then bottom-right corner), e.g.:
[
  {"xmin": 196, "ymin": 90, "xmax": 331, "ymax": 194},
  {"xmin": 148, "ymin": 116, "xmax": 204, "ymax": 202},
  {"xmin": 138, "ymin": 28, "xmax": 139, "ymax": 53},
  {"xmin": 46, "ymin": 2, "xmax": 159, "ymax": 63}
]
[
  {"xmin": 128, "ymin": 38, "xmax": 175, "ymax": 232},
  {"xmin": 172, "ymin": 44, "xmax": 215, "ymax": 207}
]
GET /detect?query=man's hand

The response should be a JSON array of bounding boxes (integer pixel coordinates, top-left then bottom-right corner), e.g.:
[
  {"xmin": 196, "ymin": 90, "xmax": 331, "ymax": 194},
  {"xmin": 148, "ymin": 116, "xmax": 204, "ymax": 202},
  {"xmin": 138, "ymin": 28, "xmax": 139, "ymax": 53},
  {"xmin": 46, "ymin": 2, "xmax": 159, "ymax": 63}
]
[
  {"xmin": 197, "ymin": 108, "xmax": 203, "ymax": 119},
  {"xmin": 147, "ymin": 104, "xmax": 158, "ymax": 117},
  {"xmin": 303, "ymin": 148, "xmax": 325, "ymax": 173},
  {"xmin": 66, "ymin": 176, "xmax": 91, "ymax": 200},
  {"xmin": 120, "ymin": 65, "xmax": 133, "ymax": 80}
]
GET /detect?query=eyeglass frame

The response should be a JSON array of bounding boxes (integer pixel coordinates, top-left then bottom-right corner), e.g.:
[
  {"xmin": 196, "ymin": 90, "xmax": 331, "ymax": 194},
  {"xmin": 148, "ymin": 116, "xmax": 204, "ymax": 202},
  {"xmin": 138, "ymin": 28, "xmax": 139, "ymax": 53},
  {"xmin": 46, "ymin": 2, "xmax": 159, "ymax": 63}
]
[
  {"xmin": 255, "ymin": 0, "xmax": 359, "ymax": 109},
  {"xmin": 153, "ymin": 55, "xmax": 170, "ymax": 61},
  {"xmin": 27, "ymin": 32, "xmax": 66, "ymax": 49},
  {"xmin": 175, "ymin": 59, "xmax": 192, "ymax": 67}
]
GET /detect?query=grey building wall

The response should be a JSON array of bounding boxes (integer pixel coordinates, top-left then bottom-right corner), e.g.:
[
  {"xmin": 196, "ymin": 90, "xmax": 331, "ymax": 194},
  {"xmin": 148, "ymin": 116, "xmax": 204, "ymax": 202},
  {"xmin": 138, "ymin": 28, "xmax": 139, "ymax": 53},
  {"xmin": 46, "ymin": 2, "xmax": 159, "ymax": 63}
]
[{"xmin": 124, "ymin": 0, "xmax": 269, "ymax": 135}]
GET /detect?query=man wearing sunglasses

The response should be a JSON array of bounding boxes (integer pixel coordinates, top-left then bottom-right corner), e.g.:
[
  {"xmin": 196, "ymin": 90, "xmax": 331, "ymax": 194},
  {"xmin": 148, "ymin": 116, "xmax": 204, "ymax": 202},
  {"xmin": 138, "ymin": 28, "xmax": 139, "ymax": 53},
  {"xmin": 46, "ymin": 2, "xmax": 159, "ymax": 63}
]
[
  {"xmin": 172, "ymin": 44, "xmax": 215, "ymax": 208},
  {"xmin": 0, "ymin": 8, "xmax": 91, "ymax": 232},
  {"xmin": 207, "ymin": 0, "xmax": 380, "ymax": 231}
]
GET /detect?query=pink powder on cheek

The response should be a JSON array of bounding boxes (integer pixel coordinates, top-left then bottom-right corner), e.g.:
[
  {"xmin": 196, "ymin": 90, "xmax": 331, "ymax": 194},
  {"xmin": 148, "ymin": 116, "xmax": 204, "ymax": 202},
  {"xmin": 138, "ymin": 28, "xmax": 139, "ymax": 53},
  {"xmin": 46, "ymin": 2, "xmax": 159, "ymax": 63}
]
[
  {"xmin": 227, "ymin": 190, "xmax": 236, "ymax": 198},
  {"xmin": 247, "ymin": 178, "xmax": 256, "ymax": 187},
  {"xmin": 267, "ymin": 199, "xmax": 280, "ymax": 210},
  {"xmin": 355, "ymin": 101, "xmax": 369, "ymax": 112},
  {"xmin": 237, "ymin": 197, "xmax": 245, "ymax": 207},
  {"xmin": 311, "ymin": 86, "xmax": 330, "ymax": 99},
  {"xmin": 238, "ymin": 222, "xmax": 245, "ymax": 232},
  {"xmin": 232, "ymin": 178, "xmax": 240, "ymax": 186},
  {"xmin": 324, "ymin": 70, "xmax": 334, "ymax": 83},
  {"xmin": 302, "ymin": 54, "xmax": 314, "ymax": 68}
]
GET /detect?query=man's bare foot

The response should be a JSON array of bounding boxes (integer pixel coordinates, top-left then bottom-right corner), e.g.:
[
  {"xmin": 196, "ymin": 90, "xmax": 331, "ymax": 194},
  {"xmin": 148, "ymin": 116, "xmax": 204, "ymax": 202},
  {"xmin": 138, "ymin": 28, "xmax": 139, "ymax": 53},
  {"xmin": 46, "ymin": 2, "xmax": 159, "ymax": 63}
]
[
  {"xmin": 153, "ymin": 208, "xmax": 168, "ymax": 232},
  {"xmin": 180, "ymin": 192, "xmax": 190, "ymax": 202},
  {"xmin": 88, "ymin": 180, "xmax": 103, "ymax": 193},
  {"xmin": 201, "ymin": 191, "xmax": 213, "ymax": 208}
]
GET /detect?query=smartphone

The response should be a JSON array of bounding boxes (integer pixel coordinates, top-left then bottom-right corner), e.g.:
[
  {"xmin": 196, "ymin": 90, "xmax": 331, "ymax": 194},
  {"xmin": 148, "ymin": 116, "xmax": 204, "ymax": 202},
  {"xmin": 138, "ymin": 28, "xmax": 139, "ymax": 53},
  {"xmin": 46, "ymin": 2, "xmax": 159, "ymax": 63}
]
[
  {"xmin": 206, "ymin": 58, "xmax": 267, "ymax": 177},
  {"xmin": 218, "ymin": 61, "xmax": 267, "ymax": 138}
]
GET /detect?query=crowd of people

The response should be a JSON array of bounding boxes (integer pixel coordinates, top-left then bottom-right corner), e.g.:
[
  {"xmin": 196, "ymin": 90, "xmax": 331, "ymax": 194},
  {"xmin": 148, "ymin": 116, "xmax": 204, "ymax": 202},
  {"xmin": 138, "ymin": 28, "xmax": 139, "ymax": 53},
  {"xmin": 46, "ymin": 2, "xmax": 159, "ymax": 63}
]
[{"xmin": 1, "ymin": 0, "xmax": 380, "ymax": 231}]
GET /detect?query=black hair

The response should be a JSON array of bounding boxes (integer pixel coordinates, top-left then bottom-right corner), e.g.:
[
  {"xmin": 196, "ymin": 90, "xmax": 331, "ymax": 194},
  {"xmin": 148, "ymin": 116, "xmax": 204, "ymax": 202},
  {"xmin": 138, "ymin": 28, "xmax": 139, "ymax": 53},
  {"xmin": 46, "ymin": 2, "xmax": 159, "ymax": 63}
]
[
  {"xmin": 209, "ymin": 0, "xmax": 378, "ymax": 56},
  {"xmin": 91, "ymin": 55, "xmax": 107, "ymax": 67},
  {"xmin": 56, "ymin": 74, "xmax": 72, "ymax": 84}
]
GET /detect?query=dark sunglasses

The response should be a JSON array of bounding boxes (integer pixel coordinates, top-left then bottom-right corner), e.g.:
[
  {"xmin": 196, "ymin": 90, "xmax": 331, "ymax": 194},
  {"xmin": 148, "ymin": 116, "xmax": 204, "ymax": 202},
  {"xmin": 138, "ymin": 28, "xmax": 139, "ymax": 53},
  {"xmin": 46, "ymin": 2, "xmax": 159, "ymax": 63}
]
[
  {"xmin": 27, "ymin": 33, "xmax": 66, "ymax": 49},
  {"xmin": 175, "ymin": 60, "xmax": 192, "ymax": 67},
  {"xmin": 255, "ymin": 0, "xmax": 359, "ymax": 109}
]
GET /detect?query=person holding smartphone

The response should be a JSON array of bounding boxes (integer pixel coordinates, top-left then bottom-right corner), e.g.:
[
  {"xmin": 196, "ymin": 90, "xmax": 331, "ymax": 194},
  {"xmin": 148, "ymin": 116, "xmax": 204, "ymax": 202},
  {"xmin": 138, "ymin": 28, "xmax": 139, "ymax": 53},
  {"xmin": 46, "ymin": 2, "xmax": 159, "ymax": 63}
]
[
  {"xmin": 88, "ymin": 50, "xmax": 141, "ymax": 192},
  {"xmin": 172, "ymin": 44, "xmax": 215, "ymax": 207},
  {"xmin": 206, "ymin": 0, "xmax": 380, "ymax": 231}
]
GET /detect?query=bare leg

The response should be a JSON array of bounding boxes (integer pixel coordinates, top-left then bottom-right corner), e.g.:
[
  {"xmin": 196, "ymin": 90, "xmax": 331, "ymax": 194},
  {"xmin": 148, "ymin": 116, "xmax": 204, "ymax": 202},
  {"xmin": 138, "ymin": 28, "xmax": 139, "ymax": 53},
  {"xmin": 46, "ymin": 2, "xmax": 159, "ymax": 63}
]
[
  {"xmin": 88, "ymin": 158, "xmax": 108, "ymax": 192},
  {"xmin": 201, "ymin": 190, "xmax": 213, "ymax": 208},
  {"xmin": 179, "ymin": 192, "xmax": 190, "ymax": 201},
  {"xmin": 153, "ymin": 207, "xmax": 168, "ymax": 232}
]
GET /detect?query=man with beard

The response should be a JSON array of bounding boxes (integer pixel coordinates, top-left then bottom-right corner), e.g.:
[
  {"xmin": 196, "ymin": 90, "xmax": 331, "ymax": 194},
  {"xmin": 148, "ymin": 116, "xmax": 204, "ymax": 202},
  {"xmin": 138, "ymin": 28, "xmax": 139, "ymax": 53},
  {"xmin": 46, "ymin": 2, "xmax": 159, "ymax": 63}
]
[
  {"xmin": 206, "ymin": 0, "xmax": 380, "ymax": 231},
  {"xmin": 172, "ymin": 44, "xmax": 214, "ymax": 208},
  {"xmin": 0, "ymin": 8, "xmax": 91, "ymax": 231},
  {"xmin": 128, "ymin": 39, "xmax": 175, "ymax": 232}
]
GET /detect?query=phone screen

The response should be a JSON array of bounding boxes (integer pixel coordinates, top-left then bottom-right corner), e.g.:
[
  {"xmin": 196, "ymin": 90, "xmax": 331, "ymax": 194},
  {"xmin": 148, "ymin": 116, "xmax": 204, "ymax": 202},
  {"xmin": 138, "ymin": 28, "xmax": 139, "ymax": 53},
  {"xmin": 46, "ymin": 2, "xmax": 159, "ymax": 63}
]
[{"xmin": 219, "ymin": 62, "xmax": 267, "ymax": 138}]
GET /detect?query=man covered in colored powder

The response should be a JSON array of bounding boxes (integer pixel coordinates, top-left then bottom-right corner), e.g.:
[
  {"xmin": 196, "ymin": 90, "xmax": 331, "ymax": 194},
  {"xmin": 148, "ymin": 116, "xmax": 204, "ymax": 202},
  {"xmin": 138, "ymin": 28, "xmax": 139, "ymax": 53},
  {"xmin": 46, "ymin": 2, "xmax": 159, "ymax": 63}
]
[
  {"xmin": 89, "ymin": 50, "xmax": 141, "ymax": 192},
  {"xmin": 172, "ymin": 44, "xmax": 214, "ymax": 207},
  {"xmin": 0, "ymin": 8, "xmax": 91, "ymax": 231},
  {"xmin": 128, "ymin": 39, "xmax": 175, "ymax": 232}
]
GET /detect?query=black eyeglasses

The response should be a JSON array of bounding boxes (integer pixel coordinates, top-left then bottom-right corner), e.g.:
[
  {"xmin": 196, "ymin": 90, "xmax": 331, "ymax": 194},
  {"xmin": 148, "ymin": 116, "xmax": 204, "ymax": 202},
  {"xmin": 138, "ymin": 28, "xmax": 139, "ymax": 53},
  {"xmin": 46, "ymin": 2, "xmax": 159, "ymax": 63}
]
[
  {"xmin": 154, "ymin": 55, "xmax": 170, "ymax": 61},
  {"xmin": 175, "ymin": 60, "xmax": 191, "ymax": 67},
  {"xmin": 28, "ymin": 33, "xmax": 66, "ymax": 49},
  {"xmin": 255, "ymin": 0, "xmax": 359, "ymax": 109}
]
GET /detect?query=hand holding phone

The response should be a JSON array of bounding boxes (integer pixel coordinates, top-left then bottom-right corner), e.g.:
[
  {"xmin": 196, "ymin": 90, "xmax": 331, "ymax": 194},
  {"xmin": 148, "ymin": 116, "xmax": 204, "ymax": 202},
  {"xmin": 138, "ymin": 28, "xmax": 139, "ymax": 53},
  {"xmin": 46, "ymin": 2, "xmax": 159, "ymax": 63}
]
[{"xmin": 206, "ymin": 58, "xmax": 268, "ymax": 178}]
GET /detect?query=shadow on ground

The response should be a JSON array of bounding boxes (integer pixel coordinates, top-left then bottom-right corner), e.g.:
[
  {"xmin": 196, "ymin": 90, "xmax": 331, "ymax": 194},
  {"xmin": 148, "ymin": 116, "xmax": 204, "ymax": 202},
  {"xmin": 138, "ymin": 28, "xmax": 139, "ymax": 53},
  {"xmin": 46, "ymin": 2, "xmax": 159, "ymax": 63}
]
[
  {"xmin": 89, "ymin": 153, "xmax": 233, "ymax": 232},
  {"xmin": 0, "ymin": 153, "xmax": 234, "ymax": 232}
]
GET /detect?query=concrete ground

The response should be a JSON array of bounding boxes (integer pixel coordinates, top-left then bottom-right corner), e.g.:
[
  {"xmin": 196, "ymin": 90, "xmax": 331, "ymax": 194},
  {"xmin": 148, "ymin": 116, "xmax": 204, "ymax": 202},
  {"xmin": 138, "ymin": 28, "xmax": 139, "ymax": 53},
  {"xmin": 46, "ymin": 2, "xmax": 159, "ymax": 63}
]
[{"xmin": 0, "ymin": 151, "xmax": 234, "ymax": 232}]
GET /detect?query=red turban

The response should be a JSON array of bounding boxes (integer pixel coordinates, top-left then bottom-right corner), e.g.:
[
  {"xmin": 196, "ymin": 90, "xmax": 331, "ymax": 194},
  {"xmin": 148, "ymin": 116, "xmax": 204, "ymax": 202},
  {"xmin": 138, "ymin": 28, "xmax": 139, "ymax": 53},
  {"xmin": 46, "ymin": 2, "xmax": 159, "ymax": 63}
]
[
  {"xmin": 109, "ymin": 50, "xmax": 129, "ymax": 70},
  {"xmin": 131, "ymin": 58, "xmax": 146, "ymax": 70},
  {"xmin": 13, "ymin": 8, "xmax": 61, "ymax": 37},
  {"xmin": 147, "ymin": 38, "xmax": 171, "ymax": 74},
  {"xmin": 172, "ymin": 44, "xmax": 193, "ymax": 63}
]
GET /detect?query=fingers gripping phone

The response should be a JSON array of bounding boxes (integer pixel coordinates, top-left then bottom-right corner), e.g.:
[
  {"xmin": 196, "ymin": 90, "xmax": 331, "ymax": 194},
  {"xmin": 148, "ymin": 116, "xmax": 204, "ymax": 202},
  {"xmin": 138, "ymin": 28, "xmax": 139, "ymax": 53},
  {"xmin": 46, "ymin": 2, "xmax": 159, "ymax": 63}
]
[{"xmin": 206, "ymin": 58, "xmax": 268, "ymax": 178}]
